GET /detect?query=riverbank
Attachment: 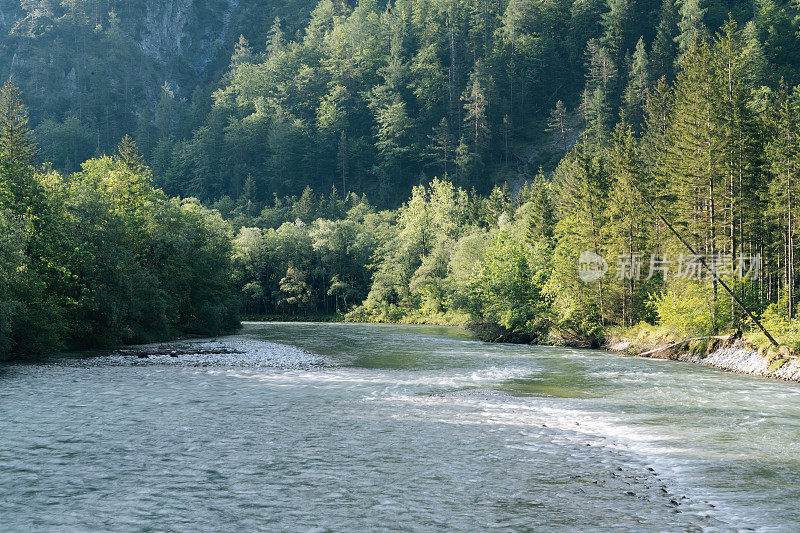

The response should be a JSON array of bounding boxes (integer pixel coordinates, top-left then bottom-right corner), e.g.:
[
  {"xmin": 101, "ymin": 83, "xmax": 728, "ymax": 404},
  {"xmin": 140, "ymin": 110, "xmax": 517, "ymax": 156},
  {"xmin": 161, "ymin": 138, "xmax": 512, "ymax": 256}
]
[
  {"xmin": 46, "ymin": 312, "xmax": 800, "ymax": 384},
  {"xmin": 607, "ymin": 329, "xmax": 800, "ymax": 382},
  {"xmin": 345, "ymin": 310, "xmax": 800, "ymax": 382}
]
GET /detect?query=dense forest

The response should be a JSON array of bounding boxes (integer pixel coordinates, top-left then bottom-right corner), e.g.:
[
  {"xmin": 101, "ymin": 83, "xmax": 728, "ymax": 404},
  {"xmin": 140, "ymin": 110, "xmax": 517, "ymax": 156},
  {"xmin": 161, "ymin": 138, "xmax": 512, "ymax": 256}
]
[
  {"xmin": 0, "ymin": 80, "xmax": 238, "ymax": 356},
  {"xmin": 3, "ymin": 0, "xmax": 800, "ymax": 358}
]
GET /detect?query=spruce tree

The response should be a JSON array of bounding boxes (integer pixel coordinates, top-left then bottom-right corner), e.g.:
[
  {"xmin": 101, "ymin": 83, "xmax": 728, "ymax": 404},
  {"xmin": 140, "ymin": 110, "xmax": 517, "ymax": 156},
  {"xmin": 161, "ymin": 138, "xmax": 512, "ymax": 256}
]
[
  {"xmin": 0, "ymin": 78, "xmax": 36, "ymax": 169},
  {"xmin": 605, "ymin": 120, "xmax": 651, "ymax": 326},
  {"xmin": 0, "ymin": 79, "xmax": 38, "ymax": 215},
  {"xmin": 117, "ymin": 135, "xmax": 145, "ymax": 172},
  {"xmin": 675, "ymin": 0, "xmax": 708, "ymax": 66},
  {"xmin": 600, "ymin": 0, "xmax": 632, "ymax": 61},
  {"xmin": 651, "ymin": 0, "xmax": 678, "ymax": 78},
  {"xmin": 665, "ymin": 41, "xmax": 723, "ymax": 328},
  {"xmin": 623, "ymin": 37, "xmax": 650, "ymax": 131},
  {"xmin": 766, "ymin": 82, "xmax": 800, "ymax": 317},
  {"xmin": 429, "ymin": 118, "xmax": 452, "ymax": 177},
  {"xmin": 462, "ymin": 71, "xmax": 489, "ymax": 152},
  {"xmin": 712, "ymin": 18, "xmax": 763, "ymax": 324},
  {"xmin": 546, "ymin": 101, "xmax": 571, "ymax": 152}
]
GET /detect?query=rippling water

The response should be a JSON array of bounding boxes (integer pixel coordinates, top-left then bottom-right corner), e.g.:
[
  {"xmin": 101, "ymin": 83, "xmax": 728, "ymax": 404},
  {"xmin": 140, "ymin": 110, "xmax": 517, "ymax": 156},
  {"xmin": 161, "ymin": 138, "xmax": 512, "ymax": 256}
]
[{"xmin": 2, "ymin": 322, "xmax": 800, "ymax": 531}]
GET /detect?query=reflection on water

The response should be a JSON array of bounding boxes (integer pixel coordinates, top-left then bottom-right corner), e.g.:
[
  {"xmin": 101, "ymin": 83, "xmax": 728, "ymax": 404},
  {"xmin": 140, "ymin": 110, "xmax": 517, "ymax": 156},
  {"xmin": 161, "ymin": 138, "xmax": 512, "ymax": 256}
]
[{"xmin": 2, "ymin": 322, "xmax": 800, "ymax": 531}]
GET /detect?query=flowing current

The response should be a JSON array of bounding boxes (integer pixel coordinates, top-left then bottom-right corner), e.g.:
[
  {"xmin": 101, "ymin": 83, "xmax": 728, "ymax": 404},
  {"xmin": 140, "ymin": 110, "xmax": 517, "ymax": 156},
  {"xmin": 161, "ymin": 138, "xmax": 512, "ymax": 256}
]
[{"xmin": 2, "ymin": 322, "xmax": 800, "ymax": 531}]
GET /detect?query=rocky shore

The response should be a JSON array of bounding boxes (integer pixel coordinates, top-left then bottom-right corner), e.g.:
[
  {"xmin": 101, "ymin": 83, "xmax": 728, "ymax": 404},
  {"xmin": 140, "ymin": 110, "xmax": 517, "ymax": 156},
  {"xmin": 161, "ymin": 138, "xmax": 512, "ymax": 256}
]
[{"xmin": 608, "ymin": 336, "xmax": 800, "ymax": 382}]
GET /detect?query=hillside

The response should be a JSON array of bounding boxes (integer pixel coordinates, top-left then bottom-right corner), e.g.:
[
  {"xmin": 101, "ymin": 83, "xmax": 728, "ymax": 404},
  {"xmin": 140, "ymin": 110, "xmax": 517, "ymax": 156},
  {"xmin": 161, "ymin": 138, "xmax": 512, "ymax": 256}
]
[
  {"xmin": 0, "ymin": 0, "xmax": 316, "ymax": 169},
  {"xmin": 4, "ymin": 0, "xmax": 798, "ymax": 206}
]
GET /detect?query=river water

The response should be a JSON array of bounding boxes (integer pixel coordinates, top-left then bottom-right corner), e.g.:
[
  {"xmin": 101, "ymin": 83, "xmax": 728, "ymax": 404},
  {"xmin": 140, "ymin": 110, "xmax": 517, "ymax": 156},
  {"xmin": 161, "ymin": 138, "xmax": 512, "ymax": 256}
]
[{"xmin": 2, "ymin": 322, "xmax": 800, "ymax": 532}]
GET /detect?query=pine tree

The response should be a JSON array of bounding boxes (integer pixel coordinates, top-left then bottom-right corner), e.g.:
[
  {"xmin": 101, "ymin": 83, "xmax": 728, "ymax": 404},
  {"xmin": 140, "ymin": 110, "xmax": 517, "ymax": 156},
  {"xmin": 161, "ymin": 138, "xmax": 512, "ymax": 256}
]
[
  {"xmin": 547, "ymin": 100, "xmax": 571, "ymax": 152},
  {"xmin": 0, "ymin": 78, "xmax": 36, "ymax": 168},
  {"xmin": 623, "ymin": 37, "xmax": 650, "ymax": 131},
  {"xmin": 675, "ymin": 0, "xmax": 708, "ymax": 66}
]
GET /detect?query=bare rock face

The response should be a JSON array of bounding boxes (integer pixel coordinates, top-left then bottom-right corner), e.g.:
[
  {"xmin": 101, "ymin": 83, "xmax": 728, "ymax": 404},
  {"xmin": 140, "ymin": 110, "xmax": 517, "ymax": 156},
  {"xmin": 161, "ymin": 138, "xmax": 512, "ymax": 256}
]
[
  {"xmin": 0, "ymin": 0, "xmax": 248, "ymax": 101},
  {"xmin": 138, "ymin": 0, "xmax": 241, "ymax": 78}
]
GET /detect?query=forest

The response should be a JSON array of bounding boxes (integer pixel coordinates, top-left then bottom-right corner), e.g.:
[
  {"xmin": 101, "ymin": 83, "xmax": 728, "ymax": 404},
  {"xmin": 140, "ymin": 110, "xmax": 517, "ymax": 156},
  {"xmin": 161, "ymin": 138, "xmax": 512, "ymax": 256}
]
[{"xmin": 2, "ymin": 0, "xmax": 800, "ymax": 358}]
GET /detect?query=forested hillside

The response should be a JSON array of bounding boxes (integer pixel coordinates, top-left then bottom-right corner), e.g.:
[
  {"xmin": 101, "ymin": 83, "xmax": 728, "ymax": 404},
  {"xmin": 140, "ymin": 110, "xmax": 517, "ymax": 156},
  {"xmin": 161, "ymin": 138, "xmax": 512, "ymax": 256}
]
[
  {"xmin": 0, "ymin": 0, "xmax": 317, "ymax": 171},
  {"xmin": 3, "ymin": 0, "xmax": 800, "ymax": 358},
  {"xmin": 6, "ymin": 0, "xmax": 798, "ymax": 206},
  {"xmin": 217, "ymin": 0, "xmax": 800, "ymax": 350}
]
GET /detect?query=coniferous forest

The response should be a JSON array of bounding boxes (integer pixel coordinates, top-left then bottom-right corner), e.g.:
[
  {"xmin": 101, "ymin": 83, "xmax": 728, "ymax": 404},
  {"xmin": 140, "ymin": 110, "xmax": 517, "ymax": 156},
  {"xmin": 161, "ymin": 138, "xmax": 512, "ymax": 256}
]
[{"xmin": 3, "ymin": 0, "xmax": 800, "ymax": 358}]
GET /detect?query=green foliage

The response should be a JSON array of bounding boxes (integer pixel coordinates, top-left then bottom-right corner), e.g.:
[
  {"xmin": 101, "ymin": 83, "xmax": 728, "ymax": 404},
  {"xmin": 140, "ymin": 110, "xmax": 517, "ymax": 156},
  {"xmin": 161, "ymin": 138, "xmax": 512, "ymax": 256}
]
[
  {"xmin": 233, "ymin": 193, "xmax": 383, "ymax": 316},
  {"xmin": 468, "ymin": 230, "xmax": 551, "ymax": 340},
  {"xmin": 653, "ymin": 282, "xmax": 717, "ymax": 338},
  {"xmin": 6, "ymin": 2, "xmax": 800, "ymax": 354},
  {"xmin": 746, "ymin": 305, "xmax": 800, "ymax": 355},
  {"xmin": 0, "ymin": 94, "xmax": 238, "ymax": 359}
]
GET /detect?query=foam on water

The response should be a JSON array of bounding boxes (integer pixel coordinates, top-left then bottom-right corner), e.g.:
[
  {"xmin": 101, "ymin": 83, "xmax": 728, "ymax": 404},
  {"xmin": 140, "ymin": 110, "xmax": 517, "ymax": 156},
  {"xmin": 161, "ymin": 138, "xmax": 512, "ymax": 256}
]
[{"xmin": 4, "ymin": 322, "xmax": 800, "ymax": 532}]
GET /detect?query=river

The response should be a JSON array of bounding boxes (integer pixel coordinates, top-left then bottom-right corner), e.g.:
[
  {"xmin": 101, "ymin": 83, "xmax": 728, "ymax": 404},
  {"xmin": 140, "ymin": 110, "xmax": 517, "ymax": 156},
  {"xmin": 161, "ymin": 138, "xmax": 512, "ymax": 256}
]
[{"xmin": 2, "ymin": 322, "xmax": 800, "ymax": 531}]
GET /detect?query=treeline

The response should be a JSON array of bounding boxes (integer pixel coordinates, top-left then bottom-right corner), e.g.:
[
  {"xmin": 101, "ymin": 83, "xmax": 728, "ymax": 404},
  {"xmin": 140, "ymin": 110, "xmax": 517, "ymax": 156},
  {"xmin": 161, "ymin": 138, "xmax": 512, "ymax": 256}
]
[
  {"xmin": 344, "ymin": 19, "xmax": 800, "ymax": 349},
  {"xmin": 0, "ymin": 81, "xmax": 238, "ymax": 359},
  {"xmin": 215, "ymin": 16, "xmax": 800, "ymax": 348},
  {"xmin": 231, "ymin": 189, "xmax": 384, "ymax": 315},
  {"xmin": 230, "ymin": 179, "xmax": 520, "ymax": 317}
]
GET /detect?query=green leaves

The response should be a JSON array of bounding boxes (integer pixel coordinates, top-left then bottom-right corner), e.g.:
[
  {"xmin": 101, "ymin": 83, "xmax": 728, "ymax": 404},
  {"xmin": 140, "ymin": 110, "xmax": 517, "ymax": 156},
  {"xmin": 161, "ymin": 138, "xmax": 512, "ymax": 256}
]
[{"xmin": 468, "ymin": 229, "xmax": 550, "ymax": 338}]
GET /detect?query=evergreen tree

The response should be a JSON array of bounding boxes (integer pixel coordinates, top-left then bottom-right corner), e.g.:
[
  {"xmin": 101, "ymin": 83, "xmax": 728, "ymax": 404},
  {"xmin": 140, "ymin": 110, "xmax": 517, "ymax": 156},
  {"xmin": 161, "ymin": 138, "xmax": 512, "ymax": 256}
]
[
  {"xmin": 664, "ymin": 41, "xmax": 723, "ymax": 328},
  {"xmin": 0, "ymin": 79, "xmax": 37, "ymax": 168},
  {"xmin": 604, "ymin": 120, "xmax": 652, "ymax": 325},
  {"xmin": 266, "ymin": 17, "xmax": 285, "ymax": 57},
  {"xmin": 766, "ymin": 82, "xmax": 800, "ymax": 317},
  {"xmin": 429, "ymin": 118, "xmax": 452, "ymax": 177},
  {"xmin": 651, "ymin": 0, "xmax": 678, "ymax": 78},
  {"xmin": 623, "ymin": 37, "xmax": 650, "ymax": 131},
  {"xmin": 547, "ymin": 100, "xmax": 571, "ymax": 152},
  {"xmin": 675, "ymin": 0, "xmax": 708, "ymax": 66},
  {"xmin": 462, "ymin": 70, "xmax": 489, "ymax": 152},
  {"xmin": 600, "ymin": 0, "xmax": 633, "ymax": 61},
  {"xmin": 117, "ymin": 135, "xmax": 145, "ymax": 172}
]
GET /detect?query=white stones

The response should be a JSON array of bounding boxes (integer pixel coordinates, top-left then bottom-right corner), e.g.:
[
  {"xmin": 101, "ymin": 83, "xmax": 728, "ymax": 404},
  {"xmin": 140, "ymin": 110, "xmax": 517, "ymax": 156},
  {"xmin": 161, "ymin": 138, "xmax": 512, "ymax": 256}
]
[
  {"xmin": 679, "ymin": 345, "xmax": 800, "ymax": 382},
  {"xmin": 88, "ymin": 339, "xmax": 330, "ymax": 369}
]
